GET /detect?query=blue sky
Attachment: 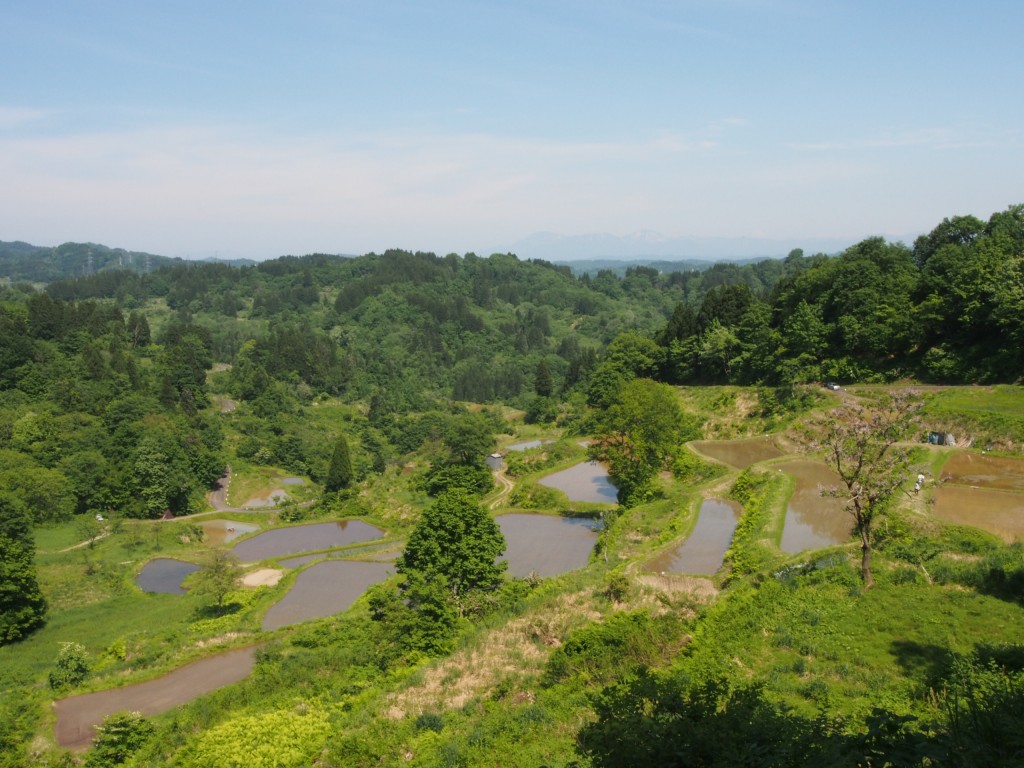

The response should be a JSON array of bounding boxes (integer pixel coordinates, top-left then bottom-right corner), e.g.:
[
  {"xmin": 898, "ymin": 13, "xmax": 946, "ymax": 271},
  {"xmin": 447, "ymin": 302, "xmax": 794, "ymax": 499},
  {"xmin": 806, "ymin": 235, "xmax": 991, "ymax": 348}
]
[{"xmin": 2, "ymin": 0, "xmax": 1022, "ymax": 260}]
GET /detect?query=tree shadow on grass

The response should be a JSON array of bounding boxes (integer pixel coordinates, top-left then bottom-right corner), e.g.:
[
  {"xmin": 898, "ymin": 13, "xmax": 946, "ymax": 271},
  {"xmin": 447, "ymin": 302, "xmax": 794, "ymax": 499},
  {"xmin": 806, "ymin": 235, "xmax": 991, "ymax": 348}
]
[
  {"xmin": 890, "ymin": 639, "xmax": 954, "ymax": 689},
  {"xmin": 192, "ymin": 601, "xmax": 244, "ymax": 620}
]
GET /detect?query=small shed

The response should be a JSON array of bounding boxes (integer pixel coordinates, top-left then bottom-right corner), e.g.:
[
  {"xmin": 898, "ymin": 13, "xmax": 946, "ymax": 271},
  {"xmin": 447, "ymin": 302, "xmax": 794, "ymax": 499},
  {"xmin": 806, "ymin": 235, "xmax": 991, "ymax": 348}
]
[{"xmin": 927, "ymin": 431, "xmax": 956, "ymax": 446}]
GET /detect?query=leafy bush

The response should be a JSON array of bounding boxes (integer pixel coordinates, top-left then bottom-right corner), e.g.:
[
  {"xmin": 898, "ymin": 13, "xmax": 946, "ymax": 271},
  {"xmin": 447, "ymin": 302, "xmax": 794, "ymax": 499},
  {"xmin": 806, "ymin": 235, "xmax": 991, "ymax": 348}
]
[
  {"xmin": 85, "ymin": 711, "xmax": 154, "ymax": 767},
  {"xmin": 49, "ymin": 641, "xmax": 90, "ymax": 690},
  {"xmin": 578, "ymin": 672, "xmax": 826, "ymax": 768},
  {"xmin": 415, "ymin": 711, "xmax": 445, "ymax": 733},
  {"xmin": 175, "ymin": 705, "xmax": 329, "ymax": 768},
  {"xmin": 940, "ymin": 654, "xmax": 1024, "ymax": 765}
]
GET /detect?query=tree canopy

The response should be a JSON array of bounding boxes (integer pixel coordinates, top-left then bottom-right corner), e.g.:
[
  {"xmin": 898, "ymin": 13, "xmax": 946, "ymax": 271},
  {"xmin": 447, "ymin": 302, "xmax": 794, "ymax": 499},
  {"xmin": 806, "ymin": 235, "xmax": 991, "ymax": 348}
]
[
  {"xmin": 589, "ymin": 378, "xmax": 701, "ymax": 506},
  {"xmin": 397, "ymin": 489, "xmax": 507, "ymax": 603}
]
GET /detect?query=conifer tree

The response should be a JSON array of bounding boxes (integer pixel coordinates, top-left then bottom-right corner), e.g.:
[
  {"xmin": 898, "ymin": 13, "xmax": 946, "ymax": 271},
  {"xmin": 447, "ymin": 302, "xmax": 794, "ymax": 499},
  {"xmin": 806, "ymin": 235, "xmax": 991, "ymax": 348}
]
[{"xmin": 325, "ymin": 434, "xmax": 353, "ymax": 492}]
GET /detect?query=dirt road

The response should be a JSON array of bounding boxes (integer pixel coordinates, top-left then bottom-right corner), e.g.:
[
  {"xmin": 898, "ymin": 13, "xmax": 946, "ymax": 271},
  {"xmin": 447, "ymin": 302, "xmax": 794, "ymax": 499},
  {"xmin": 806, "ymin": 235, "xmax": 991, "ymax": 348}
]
[{"xmin": 488, "ymin": 468, "xmax": 515, "ymax": 510}]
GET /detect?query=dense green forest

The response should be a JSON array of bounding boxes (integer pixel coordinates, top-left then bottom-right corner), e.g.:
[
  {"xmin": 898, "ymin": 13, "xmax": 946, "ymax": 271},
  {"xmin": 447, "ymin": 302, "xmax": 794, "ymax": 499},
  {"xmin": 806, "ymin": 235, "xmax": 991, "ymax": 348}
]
[{"xmin": 1, "ymin": 205, "xmax": 1023, "ymax": 766}]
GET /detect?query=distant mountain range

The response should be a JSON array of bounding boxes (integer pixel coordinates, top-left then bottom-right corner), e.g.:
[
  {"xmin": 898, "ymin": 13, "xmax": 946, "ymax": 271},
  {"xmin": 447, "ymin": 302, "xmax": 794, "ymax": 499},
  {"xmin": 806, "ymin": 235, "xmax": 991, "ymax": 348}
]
[{"xmin": 504, "ymin": 230, "xmax": 869, "ymax": 263}]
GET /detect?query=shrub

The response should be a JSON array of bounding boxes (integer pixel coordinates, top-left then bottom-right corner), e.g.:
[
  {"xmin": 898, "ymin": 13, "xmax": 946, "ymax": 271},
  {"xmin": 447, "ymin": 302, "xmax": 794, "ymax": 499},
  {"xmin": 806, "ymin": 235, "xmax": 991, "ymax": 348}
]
[
  {"xmin": 85, "ymin": 711, "xmax": 154, "ymax": 767},
  {"xmin": 49, "ymin": 642, "xmax": 90, "ymax": 690},
  {"xmin": 544, "ymin": 611, "xmax": 686, "ymax": 686},
  {"xmin": 176, "ymin": 705, "xmax": 329, "ymax": 768},
  {"xmin": 671, "ymin": 450, "xmax": 726, "ymax": 485}
]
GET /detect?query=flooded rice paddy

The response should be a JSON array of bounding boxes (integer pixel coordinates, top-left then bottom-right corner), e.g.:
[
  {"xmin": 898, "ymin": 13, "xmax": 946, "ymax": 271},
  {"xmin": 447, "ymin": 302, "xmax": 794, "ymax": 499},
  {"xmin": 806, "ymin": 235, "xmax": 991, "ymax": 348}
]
[
  {"xmin": 54, "ymin": 646, "xmax": 257, "ymax": 749},
  {"xmin": 934, "ymin": 486, "xmax": 1024, "ymax": 542},
  {"xmin": 198, "ymin": 519, "xmax": 259, "ymax": 546},
  {"xmin": 262, "ymin": 561, "xmax": 393, "ymax": 630},
  {"xmin": 505, "ymin": 439, "xmax": 555, "ymax": 451},
  {"xmin": 931, "ymin": 452, "xmax": 1024, "ymax": 541},
  {"xmin": 497, "ymin": 513, "xmax": 599, "ymax": 577},
  {"xmin": 232, "ymin": 520, "xmax": 384, "ymax": 561},
  {"xmin": 538, "ymin": 461, "xmax": 617, "ymax": 504},
  {"xmin": 690, "ymin": 437, "xmax": 784, "ymax": 469},
  {"xmin": 135, "ymin": 558, "xmax": 200, "ymax": 594},
  {"xmin": 941, "ymin": 453, "xmax": 1024, "ymax": 492},
  {"xmin": 645, "ymin": 499, "xmax": 741, "ymax": 575},
  {"xmin": 776, "ymin": 460, "xmax": 854, "ymax": 554}
]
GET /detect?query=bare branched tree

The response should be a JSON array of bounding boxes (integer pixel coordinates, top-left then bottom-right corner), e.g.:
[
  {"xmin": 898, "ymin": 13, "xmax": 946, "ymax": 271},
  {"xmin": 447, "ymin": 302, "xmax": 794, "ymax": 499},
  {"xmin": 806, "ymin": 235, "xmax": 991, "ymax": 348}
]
[{"xmin": 802, "ymin": 391, "xmax": 923, "ymax": 588}]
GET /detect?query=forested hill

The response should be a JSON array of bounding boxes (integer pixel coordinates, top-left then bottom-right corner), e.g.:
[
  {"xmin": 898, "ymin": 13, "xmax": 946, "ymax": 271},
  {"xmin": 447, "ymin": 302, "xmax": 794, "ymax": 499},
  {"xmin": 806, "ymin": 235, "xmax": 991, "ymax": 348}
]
[
  {"xmin": 0, "ymin": 240, "xmax": 256, "ymax": 283},
  {"xmin": 0, "ymin": 204, "xmax": 1018, "ymax": 525},
  {"xmin": 2, "ymin": 204, "xmax": 1017, "ymax": 407}
]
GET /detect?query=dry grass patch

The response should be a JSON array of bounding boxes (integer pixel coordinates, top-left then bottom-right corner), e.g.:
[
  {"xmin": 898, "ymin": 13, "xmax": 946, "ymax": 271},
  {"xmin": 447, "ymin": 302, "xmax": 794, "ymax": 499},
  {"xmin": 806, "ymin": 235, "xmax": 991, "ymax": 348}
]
[
  {"xmin": 632, "ymin": 573, "xmax": 719, "ymax": 605},
  {"xmin": 386, "ymin": 589, "xmax": 603, "ymax": 718}
]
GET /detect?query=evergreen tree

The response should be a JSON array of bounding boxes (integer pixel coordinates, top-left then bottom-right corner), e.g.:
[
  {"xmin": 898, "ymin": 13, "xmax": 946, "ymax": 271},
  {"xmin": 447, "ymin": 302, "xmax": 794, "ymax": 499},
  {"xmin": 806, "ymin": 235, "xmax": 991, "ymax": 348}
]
[
  {"xmin": 535, "ymin": 359, "xmax": 554, "ymax": 397},
  {"xmin": 325, "ymin": 434, "xmax": 353, "ymax": 492}
]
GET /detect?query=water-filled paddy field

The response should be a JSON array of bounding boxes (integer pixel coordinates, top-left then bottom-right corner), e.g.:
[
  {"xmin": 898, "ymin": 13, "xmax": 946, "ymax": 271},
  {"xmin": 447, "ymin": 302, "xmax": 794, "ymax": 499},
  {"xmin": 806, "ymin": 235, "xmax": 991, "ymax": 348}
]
[
  {"xmin": 497, "ymin": 513, "xmax": 598, "ymax": 577},
  {"xmin": 538, "ymin": 461, "xmax": 617, "ymax": 504},
  {"xmin": 941, "ymin": 452, "xmax": 1024, "ymax": 492},
  {"xmin": 934, "ymin": 486, "xmax": 1024, "ymax": 541},
  {"xmin": 231, "ymin": 519, "xmax": 384, "ymax": 561},
  {"xmin": 198, "ymin": 519, "xmax": 259, "ymax": 546},
  {"xmin": 776, "ymin": 460, "xmax": 854, "ymax": 554},
  {"xmin": 262, "ymin": 560, "xmax": 393, "ymax": 630},
  {"xmin": 690, "ymin": 437, "xmax": 784, "ymax": 469},
  {"xmin": 135, "ymin": 558, "xmax": 200, "ymax": 594},
  {"xmin": 645, "ymin": 499, "xmax": 741, "ymax": 575},
  {"xmin": 933, "ymin": 452, "xmax": 1024, "ymax": 541},
  {"xmin": 505, "ymin": 439, "xmax": 555, "ymax": 451}
]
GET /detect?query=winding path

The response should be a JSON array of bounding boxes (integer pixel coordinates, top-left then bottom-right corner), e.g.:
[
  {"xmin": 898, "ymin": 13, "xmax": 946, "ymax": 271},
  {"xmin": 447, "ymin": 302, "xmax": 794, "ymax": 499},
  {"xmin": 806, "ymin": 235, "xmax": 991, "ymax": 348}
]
[{"xmin": 488, "ymin": 468, "xmax": 516, "ymax": 510}]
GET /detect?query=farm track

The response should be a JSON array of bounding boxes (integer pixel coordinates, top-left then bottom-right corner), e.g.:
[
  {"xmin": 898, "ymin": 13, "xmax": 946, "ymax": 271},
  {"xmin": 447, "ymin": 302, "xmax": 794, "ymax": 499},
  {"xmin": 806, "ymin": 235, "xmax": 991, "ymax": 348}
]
[{"xmin": 488, "ymin": 468, "xmax": 515, "ymax": 510}]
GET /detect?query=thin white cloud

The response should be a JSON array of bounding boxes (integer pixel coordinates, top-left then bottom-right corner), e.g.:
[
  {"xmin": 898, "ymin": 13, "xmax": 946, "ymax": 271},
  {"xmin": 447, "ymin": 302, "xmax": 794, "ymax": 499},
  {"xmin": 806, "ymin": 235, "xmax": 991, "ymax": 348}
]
[
  {"xmin": 1, "ymin": 117, "xmax": 1018, "ymax": 258},
  {"xmin": 0, "ymin": 106, "xmax": 49, "ymax": 128},
  {"xmin": 790, "ymin": 126, "xmax": 1018, "ymax": 152},
  {"xmin": 0, "ymin": 122, "xmax": 724, "ymax": 255}
]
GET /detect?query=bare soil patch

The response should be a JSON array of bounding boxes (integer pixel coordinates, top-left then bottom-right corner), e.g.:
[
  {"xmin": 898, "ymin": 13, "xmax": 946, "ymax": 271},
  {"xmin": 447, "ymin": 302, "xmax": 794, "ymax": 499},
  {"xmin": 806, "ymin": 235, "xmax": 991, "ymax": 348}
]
[{"xmin": 242, "ymin": 568, "xmax": 284, "ymax": 587}]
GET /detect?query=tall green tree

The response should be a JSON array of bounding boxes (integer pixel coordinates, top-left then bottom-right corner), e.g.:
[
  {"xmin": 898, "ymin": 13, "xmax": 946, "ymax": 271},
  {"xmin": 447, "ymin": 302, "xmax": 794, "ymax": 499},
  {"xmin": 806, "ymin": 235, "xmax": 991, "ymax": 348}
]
[
  {"xmin": 441, "ymin": 412, "xmax": 495, "ymax": 466},
  {"xmin": 132, "ymin": 433, "xmax": 194, "ymax": 518},
  {"xmin": 587, "ymin": 331, "xmax": 664, "ymax": 408},
  {"xmin": 0, "ymin": 532, "xmax": 47, "ymax": 644},
  {"xmin": 397, "ymin": 489, "xmax": 506, "ymax": 605},
  {"xmin": 534, "ymin": 359, "xmax": 554, "ymax": 397},
  {"xmin": 191, "ymin": 549, "xmax": 242, "ymax": 613},
  {"xmin": 589, "ymin": 378, "xmax": 699, "ymax": 507},
  {"xmin": 325, "ymin": 434, "xmax": 353, "ymax": 492}
]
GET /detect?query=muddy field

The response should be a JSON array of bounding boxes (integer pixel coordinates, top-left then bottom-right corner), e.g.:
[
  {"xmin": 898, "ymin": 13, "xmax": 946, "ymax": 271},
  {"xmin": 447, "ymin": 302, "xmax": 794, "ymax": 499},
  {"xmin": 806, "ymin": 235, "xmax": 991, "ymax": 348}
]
[{"xmin": 690, "ymin": 437, "xmax": 785, "ymax": 469}]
